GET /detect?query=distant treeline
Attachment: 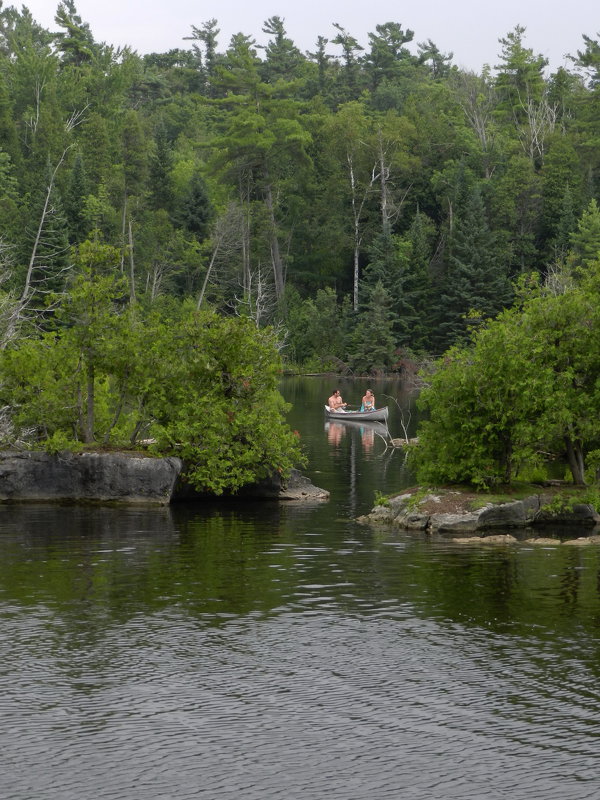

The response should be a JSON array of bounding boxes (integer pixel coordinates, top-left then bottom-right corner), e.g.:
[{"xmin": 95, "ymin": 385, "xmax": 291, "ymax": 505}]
[{"xmin": 1, "ymin": 3, "xmax": 600, "ymax": 370}]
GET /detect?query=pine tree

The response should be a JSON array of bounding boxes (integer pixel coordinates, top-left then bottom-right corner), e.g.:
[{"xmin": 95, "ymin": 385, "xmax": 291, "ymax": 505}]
[
  {"xmin": 148, "ymin": 121, "xmax": 174, "ymax": 211},
  {"xmin": 569, "ymin": 199, "xmax": 600, "ymax": 271},
  {"xmin": 64, "ymin": 151, "xmax": 89, "ymax": 243},
  {"xmin": 349, "ymin": 280, "xmax": 397, "ymax": 374},
  {"xmin": 433, "ymin": 188, "xmax": 512, "ymax": 351},
  {"xmin": 175, "ymin": 171, "xmax": 213, "ymax": 240},
  {"xmin": 260, "ymin": 16, "xmax": 304, "ymax": 83},
  {"xmin": 54, "ymin": 1, "xmax": 96, "ymax": 65}
]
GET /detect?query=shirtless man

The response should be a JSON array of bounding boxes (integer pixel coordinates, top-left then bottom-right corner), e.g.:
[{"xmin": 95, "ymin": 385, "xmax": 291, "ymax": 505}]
[{"xmin": 327, "ymin": 389, "xmax": 347, "ymax": 412}]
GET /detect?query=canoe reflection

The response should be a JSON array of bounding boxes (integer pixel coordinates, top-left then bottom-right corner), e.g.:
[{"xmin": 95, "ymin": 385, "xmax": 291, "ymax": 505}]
[{"xmin": 325, "ymin": 419, "xmax": 389, "ymax": 452}]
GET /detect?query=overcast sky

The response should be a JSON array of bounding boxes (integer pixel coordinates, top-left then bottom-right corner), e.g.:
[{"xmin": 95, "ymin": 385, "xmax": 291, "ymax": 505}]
[{"xmin": 17, "ymin": 0, "xmax": 598, "ymax": 73}]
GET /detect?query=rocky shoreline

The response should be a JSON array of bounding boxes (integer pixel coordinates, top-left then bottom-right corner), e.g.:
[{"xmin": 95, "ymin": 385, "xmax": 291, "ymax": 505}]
[
  {"xmin": 0, "ymin": 451, "xmax": 329, "ymax": 506},
  {"xmin": 358, "ymin": 488, "xmax": 600, "ymax": 544}
]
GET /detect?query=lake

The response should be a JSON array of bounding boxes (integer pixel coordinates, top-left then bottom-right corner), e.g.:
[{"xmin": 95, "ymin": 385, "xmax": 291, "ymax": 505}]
[{"xmin": 1, "ymin": 376, "xmax": 599, "ymax": 799}]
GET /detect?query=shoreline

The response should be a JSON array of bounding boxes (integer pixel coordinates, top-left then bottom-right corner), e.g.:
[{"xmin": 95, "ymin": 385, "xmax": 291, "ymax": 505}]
[{"xmin": 358, "ymin": 485, "xmax": 600, "ymax": 543}]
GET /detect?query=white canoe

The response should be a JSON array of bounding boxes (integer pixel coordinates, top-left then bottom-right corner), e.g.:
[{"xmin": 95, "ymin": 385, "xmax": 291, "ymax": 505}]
[{"xmin": 324, "ymin": 405, "xmax": 389, "ymax": 423}]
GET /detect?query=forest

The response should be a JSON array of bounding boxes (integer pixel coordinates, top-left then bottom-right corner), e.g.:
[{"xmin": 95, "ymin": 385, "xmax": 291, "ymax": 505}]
[
  {"xmin": 0, "ymin": 3, "xmax": 599, "ymax": 365},
  {"xmin": 1, "ymin": 2, "xmax": 600, "ymax": 489}
]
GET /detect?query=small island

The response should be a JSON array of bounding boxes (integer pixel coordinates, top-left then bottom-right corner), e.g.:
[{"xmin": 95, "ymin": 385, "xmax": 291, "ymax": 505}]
[{"xmin": 359, "ymin": 485, "xmax": 600, "ymax": 543}]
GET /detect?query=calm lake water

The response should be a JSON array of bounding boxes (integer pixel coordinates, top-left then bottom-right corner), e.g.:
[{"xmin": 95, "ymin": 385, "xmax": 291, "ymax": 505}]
[{"xmin": 1, "ymin": 376, "xmax": 600, "ymax": 799}]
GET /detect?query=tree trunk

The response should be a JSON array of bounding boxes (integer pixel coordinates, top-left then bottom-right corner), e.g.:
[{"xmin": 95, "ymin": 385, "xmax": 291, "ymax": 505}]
[
  {"xmin": 84, "ymin": 361, "xmax": 95, "ymax": 444},
  {"xmin": 128, "ymin": 218, "xmax": 136, "ymax": 303},
  {"xmin": 565, "ymin": 435, "xmax": 586, "ymax": 486},
  {"xmin": 263, "ymin": 178, "xmax": 285, "ymax": 302}
]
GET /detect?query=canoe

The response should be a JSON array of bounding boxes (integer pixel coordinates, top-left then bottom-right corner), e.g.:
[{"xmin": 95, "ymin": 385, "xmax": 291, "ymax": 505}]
[{"xmin": 324, "ymin": 405, "xmax": 389, "ymax": 423}]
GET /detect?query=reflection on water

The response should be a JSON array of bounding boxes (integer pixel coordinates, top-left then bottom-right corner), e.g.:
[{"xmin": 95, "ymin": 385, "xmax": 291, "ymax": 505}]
[
  {"xmin": 325, "ymin": 419, "xmax": 390, "ymax": 454},
  {"xmin": 1, "ymin": 377, "xmax": 600, "ymax": 800}
]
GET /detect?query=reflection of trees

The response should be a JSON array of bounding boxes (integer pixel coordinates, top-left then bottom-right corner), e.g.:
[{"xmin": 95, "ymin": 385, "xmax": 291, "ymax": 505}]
[
  {"xmin": 0, "ymin": 506, "xmax": 296, "ymax": 624},
  {"xmin": 559, "ymin": 548, "xmax": 583, "ymax": 607},
  {"xmin": 371, "ymin": 538, "xmax": 600, "ymax": 635}
]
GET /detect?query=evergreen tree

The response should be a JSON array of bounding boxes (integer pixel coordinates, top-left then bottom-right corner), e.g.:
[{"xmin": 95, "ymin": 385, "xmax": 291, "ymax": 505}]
[
  {"xmin": 306, "ymin": 36, "xmax": 334, "ymax": 98},
  {"xmin": 121, "ymin": 110, "xmax": 148, "ymax": 198},
  {"xmin": 433, "ymin": 187, "xmax": 512, "ymax": 350},
  {"xmin": 64, "ymin": 151, "xmax": 89, "ymax": 243},
  {"xmin": 175, "ymin": 171, "xmax": 213, "ymax": 240},
  {"xmin": 184, "ymin": 19, "xmax": 221, "ymax": 95},
  {"xmin": 349, "ymin": 280, "xmax": 397, "ymax": 373},
  {"xmin": 540, "ymin": 134, "xmax": 583, "ymax": 254},
  {"xmin": 148, "ymin": 120, "xmax": 174, "ymax": 211},
  {"xmin": 0, "ymin": 148, "xmax": 22, "ymax": 247},
  {"xmin": 260, "ymin": 16, "xmax": 304, "ymax": 83},
  {"xmin": 54, "ymin": 1, "xmax": 96, "ymax": 65},
  {"xmin": 494, "ymin": 25, "xmax": 548, "ymax": 121},
  {"xmin": 569, "ymin": 199, "xmax": 600, "ymax": 271},
  {"xmin": 331, "ymin": 23, "xmax": 364, "ymax": 102},
  {"xmin": 363, "ymin": 228, "xmax": 415, "ymax": 345},
  {"xmin": 417, "ymin": 39, "xmax": 453, "ymax": 80},
  {"xmin": 365, "ymin": 22, "xmax": 415, "ymax": 90},
  {"xmin": 550, "ymin": 186, "xmax": 577, "ymax": 259}
]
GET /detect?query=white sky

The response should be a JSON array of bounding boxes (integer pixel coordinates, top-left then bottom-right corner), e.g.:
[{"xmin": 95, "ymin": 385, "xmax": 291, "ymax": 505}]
[{"xmin": 15, "ymin": 0, "xmax": 599, "ymax": 73}]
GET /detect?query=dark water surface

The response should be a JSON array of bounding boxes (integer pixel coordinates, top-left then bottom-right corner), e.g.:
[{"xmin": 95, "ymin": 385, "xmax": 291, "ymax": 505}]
[{"xmin": 1, "ymin": 377, "xmax": 600, "ymax": 799}]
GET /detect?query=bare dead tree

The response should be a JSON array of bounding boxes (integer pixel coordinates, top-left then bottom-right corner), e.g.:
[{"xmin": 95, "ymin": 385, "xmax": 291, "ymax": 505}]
[
  {"xmin": 452, "ymin": 70, "xmax": 498, "ymax": 179},
  {"xmin": 231, "ymin": 262, "xmax": 278, "ymax": 328},
  {"xmin": 380, "ymin": 392, "xmax": 413, "ymax": 443},
  {"xmin": 65, "ymin": 104, "xmax": 90, "ymax": 133},
  {"xmin": 24, "ymin": 77, "xmax": 46, "ymax": 140},
  {"xmin": 373, "ymin": 126, "xmax": 412, "ymax": 231},
  {"xmin": 2, "ymin": 146, "xmax": 73, "ymax": 346},
  {"xmin": 544, "ymin": 261, "xmax": 575, "ymax": 296},
  {"xmin": 197, "ymin": 203, "xmax": 244, "ymax": 310},
  {"xmin": 515, "ymin": 90, "xmax": 558, "ymax": 164},
  {"xmin": 347, "ymin": 150, "xmax": 379, "ymax": 311}
]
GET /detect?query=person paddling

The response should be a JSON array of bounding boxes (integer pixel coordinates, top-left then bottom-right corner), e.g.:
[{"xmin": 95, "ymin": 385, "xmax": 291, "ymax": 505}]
[{"xmin": 327, "ymin": 389, "xmax": 347, "ymax": 412}]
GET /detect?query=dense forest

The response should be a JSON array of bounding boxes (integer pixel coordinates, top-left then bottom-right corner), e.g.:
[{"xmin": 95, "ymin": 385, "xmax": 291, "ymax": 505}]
[
  {"xmin": 1, "ymin": 2, "xmax": 600, "ymax": 491},
  {"xmin": 1, "ymin": 2, "xmax": 599, "ymax": 370}
]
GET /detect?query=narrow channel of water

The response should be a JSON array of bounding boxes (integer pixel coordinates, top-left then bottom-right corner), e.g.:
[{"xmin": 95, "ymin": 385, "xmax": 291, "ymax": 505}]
[{"xmin": 0, "ymin": 377, "xmax": 599, "ymax": 799}]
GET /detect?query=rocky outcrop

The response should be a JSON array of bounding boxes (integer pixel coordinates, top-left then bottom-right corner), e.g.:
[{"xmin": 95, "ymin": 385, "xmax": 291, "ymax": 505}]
[
  {"xmin": 0, "ymin": 452, "xmax": 329, "ymax": 506},
  {"xmin": 0, "ymin": 451, "xmax": 182, "ymax": 505},
  {"xmin": 358, "ymin": 489, "xmax": 600, "ymax": 539}
]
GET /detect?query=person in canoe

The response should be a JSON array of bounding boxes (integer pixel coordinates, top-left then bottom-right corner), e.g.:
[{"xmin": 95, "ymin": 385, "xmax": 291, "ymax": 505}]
[
  {"xmin": 360, "ymin": 389, "xmax": 375, "ymax": 412},
  {"xmin": 327, "ymin": 389, "xmax": 347, "ymax": 412}
]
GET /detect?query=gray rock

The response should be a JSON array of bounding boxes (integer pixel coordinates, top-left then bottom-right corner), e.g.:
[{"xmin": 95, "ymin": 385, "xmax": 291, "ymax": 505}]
[
  {"xmin": 0, "ymin": 450, "xmax": 181, "ymax": 505},
  {"xmin": 523, "ymin": 537, "xmax": 560, "ymax": 546},
  {"xmin": 480, "ymin": 534, "xmax": 518, "ymax": 544},
  {"xmin": 561, "ymin": 537, "xmax": 593, "ymax": 546},
  {"xmin": 451, "ymin": 536, "xmax": 484, "ymax": 544},
  {"xmin": 0, "ymin": 453, "xmax": 327, "ymax": 506},
  {"xmin": 429, "ymin": 512, "xmax": 482, "ymax": 534},
  {"xmin": 535, "ymin": 503, "xmax": 600, "ymax": 526},
  {"xmin": 395, "ymin": 511, "xmax": 430, "ymax": 530},
  {"xmin": 478, "ymin": 497, "xmax": 539, "ymax": 529},
  {"xmin": 388, "ymin": 493, "xmax": 413, "ymax": 516},
  {"xmin": 362, "ymin": 504, "xmax": 396, "ymax": 523},
  {"xmin": 274, "ymin": 469, "xmax": 330, "ymax": 501}
]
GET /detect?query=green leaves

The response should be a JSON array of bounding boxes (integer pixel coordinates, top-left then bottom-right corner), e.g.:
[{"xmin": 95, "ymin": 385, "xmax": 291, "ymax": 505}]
[
  {"xmin": 0, "ymin": 282, "xmax": 303, "ymax": 494},
  {"xmin": 415, "ymin": 280, "xmax": 600, "ymax": 487}
]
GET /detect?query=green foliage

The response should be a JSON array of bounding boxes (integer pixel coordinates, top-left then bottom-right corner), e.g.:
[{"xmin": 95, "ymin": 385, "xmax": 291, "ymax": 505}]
[
  {"xmin": 0, "ymin": 279, "xmax": 303, "ymax": 494},
  {"xmin": 373, "ymin": 489, "xmax": 389, "ymax": 506},
  {"xmin": 43, "ymin": 429, "xmax": 82, "ymax": 455},
  {"xmin": 144, "ymin": 312, "xmax": 304, "ymax": 493},
  {"xmin": 0, "ymin": 7, "xmax": 598, "ymax": 370},
  {"xmin": 349, "ymin": 281, "xmax": 397, "ymax": 374},
  {"xmin": 415, "ymin": 275, "xmax": 600, "ymax": 488},
  {"xmin": 540, "ymin": 487, "xmax": 600, "ymax": 515}
]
